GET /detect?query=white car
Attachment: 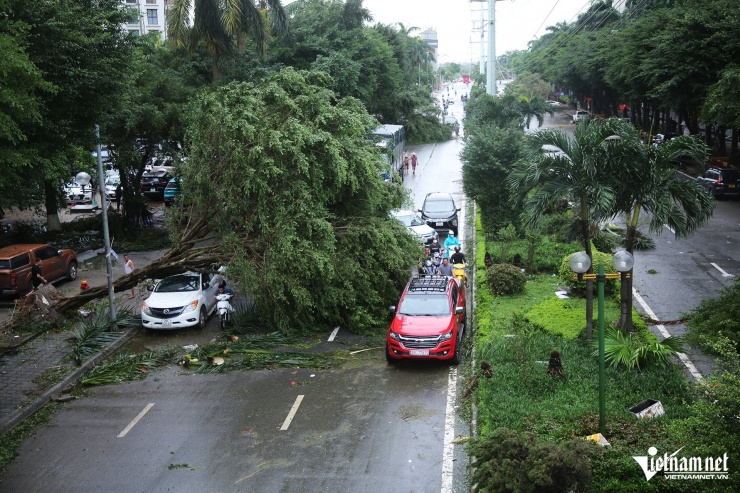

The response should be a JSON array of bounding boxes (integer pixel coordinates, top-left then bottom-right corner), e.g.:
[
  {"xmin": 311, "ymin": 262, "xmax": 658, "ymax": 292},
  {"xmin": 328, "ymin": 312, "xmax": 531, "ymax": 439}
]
[
  {"xmin": 392, "ymin": 210, "xmax": 438, "ymax": 245},
  {"xmin": 63, "ymin": 180, "xmax": 93, "ymax": 205},
  {"xmin": 572, "ymin": 110, "xmax": 590, "ymax": 123},
  {"xmin": 546, "ymin": 100, "xmax": 564, "ymax": 107},
  {"xmin": 141, "ymin": 271, "xmax": 224, "ymax": 330},
  {"xmin": 104, "ymin": 175, "xmax": 121, "ymax": 201}
]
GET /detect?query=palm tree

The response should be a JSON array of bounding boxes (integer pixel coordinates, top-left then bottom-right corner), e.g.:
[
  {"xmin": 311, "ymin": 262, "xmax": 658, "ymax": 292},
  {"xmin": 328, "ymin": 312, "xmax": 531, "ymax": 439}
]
[
  {"xmin": 509, "ymin": 118, "xmax": 632, "ymax": 339},
  {"xmin": 517, "ymin": 95, "xmax": 554, "ymax": 129},
  {"xmin": 607, "ymin": 128, "xmax": 715, "ymax": 330},
  {"xmin": 168, "ymin": 0, "xmax": 288, "ymax": 81}
]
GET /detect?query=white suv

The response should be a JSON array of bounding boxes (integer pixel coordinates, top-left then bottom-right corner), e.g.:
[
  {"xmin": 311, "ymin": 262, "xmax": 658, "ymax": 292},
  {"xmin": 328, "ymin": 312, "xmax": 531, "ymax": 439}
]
[
  {"xmin": 141, "ymin": 271, "xmax": 223, "ymax": 330},
  {"xmin": 392, "ymin": 210, "xmax": 438, "ymax": 245}
]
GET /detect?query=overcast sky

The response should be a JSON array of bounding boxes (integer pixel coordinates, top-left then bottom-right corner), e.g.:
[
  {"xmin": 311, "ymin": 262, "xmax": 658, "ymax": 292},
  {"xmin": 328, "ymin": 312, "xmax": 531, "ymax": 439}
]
[{"xmin": 286, "ymin": 0, "xmax": 594, "ymax": 63}]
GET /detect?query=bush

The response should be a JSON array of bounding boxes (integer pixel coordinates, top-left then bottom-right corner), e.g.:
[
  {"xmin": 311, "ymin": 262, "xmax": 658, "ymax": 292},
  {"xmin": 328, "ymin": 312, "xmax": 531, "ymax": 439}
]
[
  {"xmin": 557, "ymin": 248, "xmax": 618, "ymax": 295},
  {"xmin": 525, "ymin": 297, "xmax": 587, "ymax": 340},
  {"xmin": 471, "ymin": 427, "xmax": 595, "ymax": 493},
  {"xmin": 683, "ymin": 277, "xmax": 740, "ymax": 353},
  {"xmin": 487, "ymin": 263, "xmax": 526, "ymax": 295},
  {"xmin": 594, "ymin": 326, "xmax": 684, "ymax": 370}
]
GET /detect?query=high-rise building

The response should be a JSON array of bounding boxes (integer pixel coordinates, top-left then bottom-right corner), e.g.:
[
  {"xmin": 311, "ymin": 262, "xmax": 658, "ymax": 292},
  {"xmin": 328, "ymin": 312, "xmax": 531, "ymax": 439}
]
[
  {"xmin": 419, "ymin": 28, "xmax": 438, "ymax": 69},
  {"xmin": 122, "ymin": 0, "xmax": 168, "ymax": 40}
]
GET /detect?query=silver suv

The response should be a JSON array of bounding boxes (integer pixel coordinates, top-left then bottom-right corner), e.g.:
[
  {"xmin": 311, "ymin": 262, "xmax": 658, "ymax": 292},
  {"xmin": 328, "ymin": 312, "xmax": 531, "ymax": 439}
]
[
  {"xmin": 392, "ymin": 210, "xmax": 438, "ymax": 245},
  {"xmin": 696, "ymin": 167, "xmax": 740, "ymax": 198}
]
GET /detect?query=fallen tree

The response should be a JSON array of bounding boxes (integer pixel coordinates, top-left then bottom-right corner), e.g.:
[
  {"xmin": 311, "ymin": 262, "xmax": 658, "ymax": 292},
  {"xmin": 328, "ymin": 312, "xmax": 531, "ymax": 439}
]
[{"xmin": 50, "ymin": 69, "xmax": 418, "ymax": 333}]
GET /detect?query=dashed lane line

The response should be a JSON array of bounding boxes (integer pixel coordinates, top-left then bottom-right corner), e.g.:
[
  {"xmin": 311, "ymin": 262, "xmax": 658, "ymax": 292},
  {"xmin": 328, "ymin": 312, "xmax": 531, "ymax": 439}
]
[
  {"xmin": 632, "ymin": 289, "xmax": 704, "ymax": 381},
  {"xmin": 117, "ymin": 403, "xmax": 155, "ymax": 438},
  {"xmin": 440, "ymin": 367, "xmax": 458, "ymax": 493},
  {"xmin": 280, "ymin": 395, "xmax": 305, "ymax": 431}
]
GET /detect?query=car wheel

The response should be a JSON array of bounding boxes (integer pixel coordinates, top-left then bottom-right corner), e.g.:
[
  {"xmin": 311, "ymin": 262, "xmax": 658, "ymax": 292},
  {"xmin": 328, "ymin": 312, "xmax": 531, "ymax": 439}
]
[
  {"xmin": 66, "ymin": 261, "xmax": 78, "ymax": 281},
  {"xmin": 385, "ymin": 343, "xmax": 398, "ymax": 364},
  {"xmin": 450, "ymin": 335, "xmax": 462, "ymax": 366},
  {"xmin": 196, "ymin": 307, "xmax": 207, "ymax": 329}
]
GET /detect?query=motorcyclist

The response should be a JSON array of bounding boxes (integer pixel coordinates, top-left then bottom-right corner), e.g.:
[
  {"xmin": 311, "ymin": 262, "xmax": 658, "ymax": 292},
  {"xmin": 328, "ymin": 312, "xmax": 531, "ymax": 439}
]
[
  {"xmin": 213, "ymin": 284, "xmax": 235, "ymax": 313},
  {"xmin": 429, "ymin": 238, "xmax": 442, "ymax": 257},
  {"xmin": 443, "ymin": 231, "xmax": 461, "ymax": 258},
  {"xmin": 450, "ymin": 246, "xmax": 467, "ymax": 265}
]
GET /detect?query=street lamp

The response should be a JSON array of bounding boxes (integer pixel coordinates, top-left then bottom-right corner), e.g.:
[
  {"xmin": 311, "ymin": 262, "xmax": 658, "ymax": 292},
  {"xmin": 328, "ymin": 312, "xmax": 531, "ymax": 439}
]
[{"xmin": 569, "ymin": 250, "xmax": 634, "ymax": 436}]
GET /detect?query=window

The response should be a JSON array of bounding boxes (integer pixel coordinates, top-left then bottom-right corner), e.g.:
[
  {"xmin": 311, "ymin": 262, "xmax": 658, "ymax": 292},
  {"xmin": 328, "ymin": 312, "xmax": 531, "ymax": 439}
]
[
  {"xmin": 146, "ymin": 0, "xmax": 156, "ymax": 3},
  {"xmin": 125, "ymin": 0, "xmax": 136, "ymax": 3},
  {"xmin": 147, "ymin": 9, "xmax": 158, "ymax": 25}
]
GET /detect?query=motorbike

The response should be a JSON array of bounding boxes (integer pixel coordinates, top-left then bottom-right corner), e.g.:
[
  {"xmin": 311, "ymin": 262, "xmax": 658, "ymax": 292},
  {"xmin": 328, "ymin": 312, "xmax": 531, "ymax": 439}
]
[
  {"xmin": 214, "ymin": 293, "xmax": 234, "ymax": 329},
  {"xmin": 452, "ymin": 263, "xmax": 468, "ymax": 285},
  {"xmin": 422, "ymin": 258, "xmax": 436, "ymax": 276}
]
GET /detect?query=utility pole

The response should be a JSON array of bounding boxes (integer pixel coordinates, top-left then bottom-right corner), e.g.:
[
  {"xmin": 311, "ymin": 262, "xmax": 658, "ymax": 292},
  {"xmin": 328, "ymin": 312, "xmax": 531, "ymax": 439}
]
[{"xmin": 487, "ymin": 0, "xmax": 496, "ymax": 96}]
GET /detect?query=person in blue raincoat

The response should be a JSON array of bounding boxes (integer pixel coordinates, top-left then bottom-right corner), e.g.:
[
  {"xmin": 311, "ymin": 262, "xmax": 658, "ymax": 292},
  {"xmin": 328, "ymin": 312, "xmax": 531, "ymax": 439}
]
[{"xmin": 443, "ymin": 230, "xmax": 461, "ymax": 258}]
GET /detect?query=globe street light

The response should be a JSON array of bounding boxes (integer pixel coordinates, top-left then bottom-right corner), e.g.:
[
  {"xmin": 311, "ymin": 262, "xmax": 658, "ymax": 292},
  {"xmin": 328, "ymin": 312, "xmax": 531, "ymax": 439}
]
[{"xmin": 569, "ymin": 250, "xmax": 634, "ymax": 435}]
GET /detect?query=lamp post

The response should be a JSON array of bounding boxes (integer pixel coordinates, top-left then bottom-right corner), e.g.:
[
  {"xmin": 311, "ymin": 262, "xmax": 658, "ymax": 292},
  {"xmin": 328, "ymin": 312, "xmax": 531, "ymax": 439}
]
[{"xmin": 569, "ymin": 250, "xmax": 633, "ymax": 435}]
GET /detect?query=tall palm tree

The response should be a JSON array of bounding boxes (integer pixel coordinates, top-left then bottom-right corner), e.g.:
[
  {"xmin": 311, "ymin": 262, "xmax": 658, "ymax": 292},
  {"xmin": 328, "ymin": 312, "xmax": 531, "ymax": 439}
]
[
  {"xmin": 517, "ymin": 95, "xmax": 554, "ymax": 129},
  {"xmin": 509, "ymin": 119, "xmax": 632, "ymax": 339},
  {"xmin": 607, "ymin": 128, "xmax": 715, "ymax": 330},
  {"xmin": 168, "ymin": 0, "xmax": 288, "ymax": 81}
]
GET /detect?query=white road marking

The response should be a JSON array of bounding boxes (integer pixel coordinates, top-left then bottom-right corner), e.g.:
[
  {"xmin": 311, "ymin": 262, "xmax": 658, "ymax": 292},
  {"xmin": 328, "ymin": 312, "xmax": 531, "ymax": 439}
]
[
  {"xmin": 632, "ymin": 289, "xmax": 704, "ymax": 381},
  {"xmin": 328, "ymin": 326, "xmax": 340, "ymax": 342},
  {"xmin": 440, "ymin": 367, "xmax": 458, "ymax": 493},
  {"xmin": 117, "ymin": 403, "xmax": 155, "ymax": 438},
  {"xmin": 280, "ymin": 395, "xmax": 304, "ymax": 431},
  {"xmin": 710, "ymin": 263, "xmax": 734, "ymax": 277}
]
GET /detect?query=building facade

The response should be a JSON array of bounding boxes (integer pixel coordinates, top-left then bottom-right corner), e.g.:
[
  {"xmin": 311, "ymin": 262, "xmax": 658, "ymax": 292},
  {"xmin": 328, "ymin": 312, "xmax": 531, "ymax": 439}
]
[{"xmin": 122, "ymin": 0, "xmax": 168, "ymax": 40}]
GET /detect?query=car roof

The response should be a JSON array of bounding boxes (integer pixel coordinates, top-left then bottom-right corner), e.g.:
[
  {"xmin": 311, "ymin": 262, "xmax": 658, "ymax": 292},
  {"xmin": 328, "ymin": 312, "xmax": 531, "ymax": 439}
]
[
  {"xmin": 425, "ymin": 192, "xmax": 454, "ymax": 200},
  {"xmin": 0, "ymin": 244, "xmax": 59, "ymax": 258}
]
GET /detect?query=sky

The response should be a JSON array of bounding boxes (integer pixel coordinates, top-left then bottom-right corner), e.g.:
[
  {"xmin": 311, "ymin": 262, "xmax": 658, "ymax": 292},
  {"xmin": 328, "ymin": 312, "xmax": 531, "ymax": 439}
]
[
  {"xmin": 362, "ymin": 0, "xmax": 594, "ymax": 63},
  {"xmin": 289, "ymin": 0, "xmax": 594, "ymax": 63}
]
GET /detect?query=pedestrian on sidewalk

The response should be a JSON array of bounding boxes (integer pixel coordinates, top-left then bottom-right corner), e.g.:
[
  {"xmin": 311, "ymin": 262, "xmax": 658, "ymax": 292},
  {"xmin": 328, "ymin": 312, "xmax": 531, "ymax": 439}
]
[
  {"xmin": 31, "ymin": 258, "xmax": 47, "ymax": 291},
  {"xmin": 123, "ymin": 254, "xmax": 136, "ymax": 299},
  {"xmin": 411, "ymin": 153, "xmax": 417, "ymax": 174}
]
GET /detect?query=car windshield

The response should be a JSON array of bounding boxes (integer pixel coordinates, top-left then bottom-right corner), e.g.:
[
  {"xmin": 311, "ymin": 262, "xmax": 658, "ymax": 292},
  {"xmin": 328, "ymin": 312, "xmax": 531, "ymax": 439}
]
[
  {"xmin": 154, "ymin": 274, "xmax": 199, "ymax": 293},
  {"xmin": 398, "ymin": 295, "xmax": 451, "ymax": 316},
  {"xmin": 424, "ymin": 200, "xmax": 454, "ymax": 213},
  {"xmin": 105, "ymin": 177, "xmax": 120, "ymax": 186}
]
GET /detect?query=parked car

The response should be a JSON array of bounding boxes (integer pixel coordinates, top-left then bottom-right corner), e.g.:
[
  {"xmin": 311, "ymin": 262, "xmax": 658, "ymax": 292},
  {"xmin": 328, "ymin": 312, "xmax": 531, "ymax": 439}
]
[
  {"xmin": 141, "ymin": 271, "xmax": 223, "ymax": 330},
  {"xmin": 695, "ymin": 167, "xmax": 740, "ymax": 198},
  {"xmin": 571, "ymin": 110, "xmax": 590, "ymax": 123},
  {"xmin": 140, "ymin": 170, "xmax": 172, "ymax": 200},
  {"xmin": 104, "ymin": 174, "xmax": 120, "ymax": 201},
  {"xmin": 386, "ymin": 276, "xmax": 467, "ymax": 364},
  {"xmin": 163, "ymin": 177, "xmax": 181, "ymax": 207},
  {"xmin": 0, "ymin": 244, "xmax": 78, "ymax": 296},
  {"xmin": 546, "ymin": 100, "xmax": 564, "ymax": 107},
  {"xmin": 419, "ymin": 192, "xmax": 460, "ymax": 236},
  {"xmin": 63, "ymin": 180, "xmax": 93, "ymax": 205},
  {"xmin": 392, "ymin": 210, "xmax": 438, "ymax": 245},
  {"xmin": 443, "ymin": 115, "xmax": 459, "ymax": 126}
]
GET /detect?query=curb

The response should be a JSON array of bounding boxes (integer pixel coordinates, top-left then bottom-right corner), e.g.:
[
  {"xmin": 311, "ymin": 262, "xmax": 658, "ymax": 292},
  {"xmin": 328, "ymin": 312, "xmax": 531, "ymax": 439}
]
[{"xmin": 0, "ymin": 326, "xmax": 138, "ymax": 436}]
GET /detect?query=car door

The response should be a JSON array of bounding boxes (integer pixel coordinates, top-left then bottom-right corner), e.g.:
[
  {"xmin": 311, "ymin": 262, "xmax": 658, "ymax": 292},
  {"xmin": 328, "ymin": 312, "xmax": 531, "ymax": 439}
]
[
  {"xmin": 202, "ymin": 272, "xmax": 218, "ymax": 313},
  {"xmin": 42, "ymin": 246, "xmax": 64, "ymax": 279}
]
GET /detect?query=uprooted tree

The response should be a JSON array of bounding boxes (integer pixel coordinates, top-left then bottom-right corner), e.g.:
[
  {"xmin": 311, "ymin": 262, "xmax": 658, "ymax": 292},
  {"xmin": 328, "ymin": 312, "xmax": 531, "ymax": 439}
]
[{"xmin": 55, "ymin": 68, "xmax": 418, "ymax": 333}]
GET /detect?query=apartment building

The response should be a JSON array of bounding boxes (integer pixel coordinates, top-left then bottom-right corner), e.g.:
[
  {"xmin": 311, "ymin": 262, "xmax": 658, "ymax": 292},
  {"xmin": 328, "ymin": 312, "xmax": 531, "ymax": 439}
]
[{"xmin": 122, "ymin": 0, "xmax": 168, "ymax": 40}]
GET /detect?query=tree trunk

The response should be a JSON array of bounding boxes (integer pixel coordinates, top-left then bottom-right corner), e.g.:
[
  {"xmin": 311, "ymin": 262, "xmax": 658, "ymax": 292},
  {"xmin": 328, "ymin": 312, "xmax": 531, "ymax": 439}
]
[
  {"xmin": 44, "ymin": 179, "xmax": 62, "ymax": 232},
  {"xmin": 54, "ymin": 218, "xmax": 226, "ymax": 314},
  {"xmin": 580, "ymin": 199, "xmax": 594, "ymax": 340},
  {"xmin": 731, "ymin": 128, "xmax": 739, "ymax": 164}
]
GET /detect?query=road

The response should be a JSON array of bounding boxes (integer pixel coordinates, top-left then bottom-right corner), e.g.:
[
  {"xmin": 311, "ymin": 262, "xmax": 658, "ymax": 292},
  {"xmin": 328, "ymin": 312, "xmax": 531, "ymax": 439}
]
[{"xmin": 0, "ymin": 83, "xmax": 472, "ymax": 493}]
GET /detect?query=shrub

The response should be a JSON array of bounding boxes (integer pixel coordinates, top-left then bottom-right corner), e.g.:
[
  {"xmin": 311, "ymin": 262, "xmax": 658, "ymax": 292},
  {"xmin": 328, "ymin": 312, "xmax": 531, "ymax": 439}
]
[
  {"xmin": 471, "ymin": 427, "xmax": 595, "ymax": 493},
  {"xmin": 557, "ymin": 248, "xmax": 618, "ymax": 294},
  {"xmin": 487, "ymin": 263, "xmax": 526, "ymax": 295},
  {"xmin": 594, "ymin": 326, "xmax": 684, "ymax": 370},
  {"xmin": 683, "ymin": 277, "xmax": 740, "ymax": 353},
  {"xmin": 526, "ymin": 297, "xmax": 587, "ymax": 340}
]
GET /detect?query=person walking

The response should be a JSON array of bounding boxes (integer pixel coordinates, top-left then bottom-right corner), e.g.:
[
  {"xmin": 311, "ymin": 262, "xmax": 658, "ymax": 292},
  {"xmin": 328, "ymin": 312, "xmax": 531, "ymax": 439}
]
[
  {"xmin": 403, "ymin": 153, "xmax": 410, "ymax": 172},
  {"xmin": 123, "ymin": 254, "xmax": 136, "ymax": 299},
  {"xmin": 410, "ymin": 153, "xmax": 418, "ymax": 174}
]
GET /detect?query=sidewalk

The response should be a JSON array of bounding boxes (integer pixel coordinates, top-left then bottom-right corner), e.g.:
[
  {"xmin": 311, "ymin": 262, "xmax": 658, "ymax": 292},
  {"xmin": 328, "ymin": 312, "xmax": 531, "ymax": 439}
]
[{"xmin": 0, "ymin": 249, "xmax": 166, "ymax": 435}]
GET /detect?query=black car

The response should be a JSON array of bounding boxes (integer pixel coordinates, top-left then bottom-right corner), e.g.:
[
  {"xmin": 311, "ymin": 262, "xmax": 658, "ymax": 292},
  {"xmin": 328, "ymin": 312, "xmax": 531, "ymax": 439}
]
[
  {"xmin": 696, "ymin": 167, "xmax": 740, "ymax": 198},
  {"xmin": 140, "ymin": 171, "xmax": 172, "ymax": 199},
  {"xmin": 419, "ymin": 192, "xmax": 461, "ymax": 236}
]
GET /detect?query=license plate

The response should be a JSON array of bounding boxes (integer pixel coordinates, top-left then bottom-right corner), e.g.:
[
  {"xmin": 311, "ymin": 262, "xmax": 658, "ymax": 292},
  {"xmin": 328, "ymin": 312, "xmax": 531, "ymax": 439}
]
[
  {"xmin": 161, "ymin": 319, "xmax": 172, "ymax": 327},
  {"xmin": 729, "ymin": 184, "xmax": 736, "ymax": 188},
  {"xmin": 409, "ymin": 349, "xmax": 429, "ymax": 356},
  {"xmin": 435, "ymin": 222, "xmax": 443, "ymax": 226},
  {"xmin": 150, "ymin": 188, "xmax": 156, "ymax": 192}
]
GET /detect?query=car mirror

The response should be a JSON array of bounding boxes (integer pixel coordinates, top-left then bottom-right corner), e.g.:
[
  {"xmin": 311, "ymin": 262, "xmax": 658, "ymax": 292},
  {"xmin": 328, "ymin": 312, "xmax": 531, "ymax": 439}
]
[
  {"xmin": 389, "ymin": 305, "xmax": 396, "ymax": 312},
  {"xmin": 202, "ymin": 282, "xmax": 210, "ymax": 289},
  {"xmin": 147, "ymin": 284, "xmax": 155, "ymax": 292},
  {"xmin": 456, "ymin": 208, "xmax": 461, "ymax": 211},
  {"xmin": 455, "ymin": 306, "xmax": 464, "ymax": 314}
]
